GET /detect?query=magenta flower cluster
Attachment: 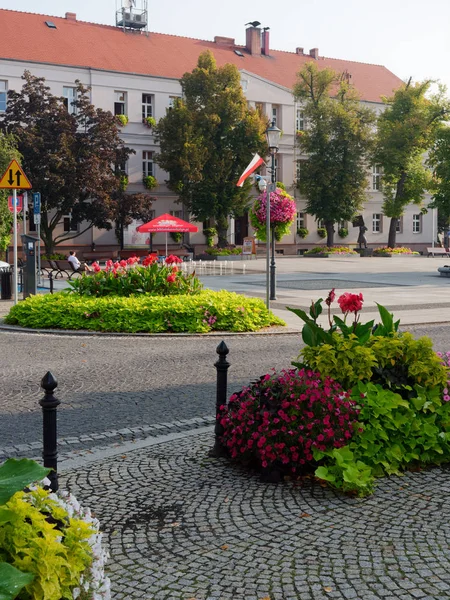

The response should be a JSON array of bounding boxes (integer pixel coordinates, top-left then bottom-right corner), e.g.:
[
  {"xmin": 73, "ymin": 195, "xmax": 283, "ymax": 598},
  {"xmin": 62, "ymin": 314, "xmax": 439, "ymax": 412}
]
[
  {"xmin": 436, "ymin": 351, "xmax": 450, "ymax": 402},
  {"xmin": 219, "ymin": 368, "xmax": 358, "ymax": 473},
  {"xmin": 254, "ymin": 189, "xmax": 296, "ymax": 226}
]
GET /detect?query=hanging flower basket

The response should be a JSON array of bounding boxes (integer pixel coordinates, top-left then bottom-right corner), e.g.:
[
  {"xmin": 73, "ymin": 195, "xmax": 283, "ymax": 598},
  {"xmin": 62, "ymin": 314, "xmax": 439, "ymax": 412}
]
[
  {"xmin": 143, "ymin": 175, "xmax": 158, "ymax": 190},
  {"xmin": 249, "ymin": 187, "xmax": 296, "ymax": 242},
  {"xmin": 143, "ymin": 116, "xmax": 156, "ymax": 128},
  {"xmin": 115, "ymin": 114, "xmax": 129, "ymax": 127}
]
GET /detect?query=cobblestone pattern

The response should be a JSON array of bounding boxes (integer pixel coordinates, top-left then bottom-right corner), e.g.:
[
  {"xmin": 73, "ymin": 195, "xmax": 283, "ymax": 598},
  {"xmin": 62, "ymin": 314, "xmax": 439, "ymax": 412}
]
[{"xmin": 62, "ymin": 432, "xmax": 450, "ymax": 600}]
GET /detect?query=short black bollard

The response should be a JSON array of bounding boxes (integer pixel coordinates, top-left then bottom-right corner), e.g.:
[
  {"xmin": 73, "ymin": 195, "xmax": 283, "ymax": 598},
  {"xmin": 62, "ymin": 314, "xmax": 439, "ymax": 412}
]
[
  {"xmin": 48, "ymin": 271, "xmax": 54, "ymax": 294},
  {"xmin": 209, "ymin": 340, "xmax": 230, "ymax": 458},
  {"xmin": 39, "ymin": 372, "xmax": 61, "ymax": 492}
]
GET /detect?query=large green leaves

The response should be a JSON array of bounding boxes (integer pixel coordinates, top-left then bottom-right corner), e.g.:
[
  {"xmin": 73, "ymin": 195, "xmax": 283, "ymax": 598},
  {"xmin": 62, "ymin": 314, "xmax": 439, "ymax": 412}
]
[
  {"xmin": 0, "ymin": 458, "xmax": 50, "ymax": 506},
  {"xmin": 0, "ymin": 563, "xmax": 34, "ymax": 600}
]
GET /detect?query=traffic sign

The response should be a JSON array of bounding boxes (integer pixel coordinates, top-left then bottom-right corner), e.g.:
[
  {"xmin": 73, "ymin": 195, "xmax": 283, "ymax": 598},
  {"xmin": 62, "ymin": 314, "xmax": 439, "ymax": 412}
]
[
  {"xmin": 32, "ymin": 192, "xmax": 41, "ymax": 214},
  {"xmin": 267, "ymin": 183, "xmax": 277, "ymax": 193},
  {"xmin": 34, "ymin": 214, "xmax": 41, "ymax": 225},
  {"xmin": 8, "ymin": 195, "xmax": 23, "ymax": 213},
  {"xmin": 0, "ymin": 159, "xmax": 32, "ymax": 189}
]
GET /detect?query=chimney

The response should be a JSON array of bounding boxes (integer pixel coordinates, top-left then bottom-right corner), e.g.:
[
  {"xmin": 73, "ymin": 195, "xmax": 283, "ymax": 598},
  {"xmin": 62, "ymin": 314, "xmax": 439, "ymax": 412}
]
[
  {"xmin": 309, "ymin": 48, "xmax": 319, "ymax": 59},
  {"xmin": 214, "ymin": 36, "xmax": 235, "ymax": 46},
  {"xmin": 261, "ymin": 29, "xmax": 270, "ymax": 56},
  {"xmin": 246, "ymin": 26, "xmax": 261, "ymax": 55},
  {"xmin": 296, "ymin": 47, "xmax": 304, "ymax": 55},
  {"xmin": 65, "ymin": 12, "xmax": 76, "ymax": 21}
]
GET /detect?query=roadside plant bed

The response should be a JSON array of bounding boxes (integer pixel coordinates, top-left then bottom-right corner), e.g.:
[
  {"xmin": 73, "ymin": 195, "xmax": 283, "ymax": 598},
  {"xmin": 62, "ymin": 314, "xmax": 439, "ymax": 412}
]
[
  {"xmin": 304, "ymin": 246, "xmax": 358, "ymax": 256},
  {"xmin": 205, "ymin": 247, "xmax": 242, "ymax": 256},
  {"xmin": 5, "ymin": 291, "xmax": 285, "ymax": 333},
  {"xmin": 0, "ymin": 458, "xmax": 110, "ymax": 600},
  {"xmin": 373, "ymin": 246, "xmax": 420, "ymax": 256},
  {"xmin": 220, "ymin": 289, "xmax": 450, "ymax": 496}
]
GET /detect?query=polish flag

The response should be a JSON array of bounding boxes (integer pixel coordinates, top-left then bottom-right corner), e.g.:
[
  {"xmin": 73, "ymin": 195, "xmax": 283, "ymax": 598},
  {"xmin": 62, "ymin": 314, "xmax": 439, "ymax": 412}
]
[{"xmin": 236, "ymin": 154, "xmax": 265, "ymax": 187}]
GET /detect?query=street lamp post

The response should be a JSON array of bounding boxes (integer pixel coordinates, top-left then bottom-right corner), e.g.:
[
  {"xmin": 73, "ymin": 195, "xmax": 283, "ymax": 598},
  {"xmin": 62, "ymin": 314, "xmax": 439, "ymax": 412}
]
[{"xmin": 266, "ymin": 120, "xmax": 282, "ymax": 301}]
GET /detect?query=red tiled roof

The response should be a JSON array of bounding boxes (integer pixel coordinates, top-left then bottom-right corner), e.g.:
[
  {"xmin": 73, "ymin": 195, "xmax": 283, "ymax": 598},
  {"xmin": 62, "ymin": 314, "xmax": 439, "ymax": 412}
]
[{"xmin": 0, "ymin": 9, "xmax": 403, "ymax": 103}]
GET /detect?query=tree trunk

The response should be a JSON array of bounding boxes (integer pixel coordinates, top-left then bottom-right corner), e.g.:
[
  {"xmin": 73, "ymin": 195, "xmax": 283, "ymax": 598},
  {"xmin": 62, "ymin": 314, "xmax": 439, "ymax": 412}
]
[
  {"xmin": 216, "ymin": 215, "xmax": 229, "ymax": 248},
  {"xmin": 325, "ymin": 221, "xmax": 335, "ymax": 247},
  {"xmin": 387, "ymin": 218, "xmax": 398, "ymax": 249}
]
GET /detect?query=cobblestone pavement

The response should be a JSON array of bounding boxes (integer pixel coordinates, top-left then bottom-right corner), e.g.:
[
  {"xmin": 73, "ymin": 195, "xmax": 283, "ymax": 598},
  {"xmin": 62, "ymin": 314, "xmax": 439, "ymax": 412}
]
[
  {"xmin": 62, "ymin": 430, "xmax": 450, "ymax": 600},
  {"xmin": 1, "ymin": 324, "xmax": 449, "ymax": 458}
]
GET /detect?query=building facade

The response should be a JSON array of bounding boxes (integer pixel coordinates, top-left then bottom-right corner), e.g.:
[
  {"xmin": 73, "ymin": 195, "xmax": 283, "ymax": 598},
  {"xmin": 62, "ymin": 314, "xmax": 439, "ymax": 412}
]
[{"xmin": 0, "ymin": 7, "xmax": 435, "ymax": 254}]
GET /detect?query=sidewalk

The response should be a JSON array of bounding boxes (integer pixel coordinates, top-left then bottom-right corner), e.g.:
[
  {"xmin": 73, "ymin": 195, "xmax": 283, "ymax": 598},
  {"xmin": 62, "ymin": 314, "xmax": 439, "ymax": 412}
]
[{"xmin": 59, "ymin": 427, "xmax": 450, "ymax": 600}]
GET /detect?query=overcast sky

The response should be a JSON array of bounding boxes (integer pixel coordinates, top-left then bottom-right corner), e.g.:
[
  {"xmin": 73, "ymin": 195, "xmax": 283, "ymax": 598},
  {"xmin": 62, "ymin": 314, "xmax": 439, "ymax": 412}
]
[{"xmin": 2, "ymin": 0, "xmax": 449, "ymax": 92}]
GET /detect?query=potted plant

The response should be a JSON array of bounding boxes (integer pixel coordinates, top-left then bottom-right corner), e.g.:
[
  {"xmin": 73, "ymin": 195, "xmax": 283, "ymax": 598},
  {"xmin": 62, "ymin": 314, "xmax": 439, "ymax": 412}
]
[
  {"xmin": 116, "ymin": 114, "xmax": 129, "ymax": 127},
  {"xmin": 143, "ymin": 175, "xmax": 158, "ymax": 190},
  {"xmin": 203, "ymin": 227, "xmax": 217, "ymax": 248},
  {"xmin": 143, "ymin": 116, "xmax": 156, "ymax": 129},
  {"xmin": 317, "ymin": 227, "xmax": 327, "ymax": 239},
  {"xmin": 297, "ymin": 227, "xmax": 309, "ymax": 239},
  {"xmin": 338, "ymin": 227, "xmax": 348, "ymax": 238},
  {"xmin": 170, "ymin": 231, "xmax": 183, "ymax": 243}
]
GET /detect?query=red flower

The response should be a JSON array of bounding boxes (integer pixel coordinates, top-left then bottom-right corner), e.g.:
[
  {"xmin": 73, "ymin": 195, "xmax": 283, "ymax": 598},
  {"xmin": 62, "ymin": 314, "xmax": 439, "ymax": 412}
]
[
  {"xmin": 165, "ymin": 255, "xmax": 183, "ymax": 265},
  {"xmin": 337, "ymin": 292, "xmax": 364, "ymax": 314},
  {"xmin": 142, "ymin": 254, "xmax": 158, "ymax": 267},
  {"xmin": 325, "ymin": 288, "xmax": 336, "ymax": 307},
  {"xmin": 91, "ymin": 261, "xmax": 101, "ymax": 273},
  {"xmin": 119, "ymin": 260, "xmax": 127, "ymax": 268},
  {"xmin": 166, "ymin": 274, "xmax": 176, "ymax": 283}
]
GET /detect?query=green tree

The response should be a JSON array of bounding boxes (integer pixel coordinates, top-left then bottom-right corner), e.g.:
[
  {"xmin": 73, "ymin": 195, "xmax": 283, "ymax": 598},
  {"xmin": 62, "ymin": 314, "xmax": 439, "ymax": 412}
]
[
  {"xmin": 0, "ymin": 71, "xmax": 133, "ymax": 254},
  {"xmin": 0, "ymin": 133, "xmax": 19, "ymax": 259},
  {"xmin": 294, "ymin": 62, "xmax": 375, "ymax": 247},
  {"xmin": 374, "ymin": 79, "xmax": 449, "ymax": 248},
  {"xmin": 155, "ymin": 51, "xmax": 267, "ymax": 247},
  {"xmin": 428, "ymin": 125, "xmax": 450, "ymax": 230}
]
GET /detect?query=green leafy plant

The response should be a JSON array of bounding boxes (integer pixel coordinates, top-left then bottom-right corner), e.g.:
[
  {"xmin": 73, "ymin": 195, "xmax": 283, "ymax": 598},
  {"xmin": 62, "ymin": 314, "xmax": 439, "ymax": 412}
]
[
  {"xmin": 119, "ymin": 174, "xmax": 128, "ymax": 192},
  {"xmin": 170, "ymin": 231, "xmax": 183, "ymax": 243},
  {"xmin": 115, "ymin": 114, "xmax": 129, "ymax": 126},
  {"xmin": 304, "ymin": 245, "xmax": 357, "ymax": 255},
  {"xmin": 203, "ymin": 227, "xmax": 217, "ymax": 247},
  {"xmin": 317, "ymin": 227, "xmax": 327, "ymax": 238},
  {"xmin": 143, "ymin": 116, "xmax": 156, "ymax": 128},
  {"xmin": 143, "ymin": 175, "xmax": 158, "ymax": 190},
  {"xmin": 41, "ymin": 253, "xmax": 67, "ymax": 260},
  {"xmin": 5, "ymin": 290, "xmax": 285, "ymax": 333},
  {"xmin": 297, "ymin": 227, "xmax": 309, "ymax": 239},
  {"xmin": 338, "ymin": 227, "xmax": 348, "ymax": 238},
  {"xmin": 204, "ymin": 247, "xmax": 242, "ymax": 256},
  {"xmin": 373, "ymin": 246, "xmax": 419, "ymax": 255}
]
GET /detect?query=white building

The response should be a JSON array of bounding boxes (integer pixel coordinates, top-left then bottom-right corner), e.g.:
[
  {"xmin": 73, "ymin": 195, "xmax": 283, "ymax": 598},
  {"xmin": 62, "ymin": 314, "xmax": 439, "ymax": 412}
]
[{"xmin": 0, "ymin": 6, "xmax": 435, "ymax": 254}]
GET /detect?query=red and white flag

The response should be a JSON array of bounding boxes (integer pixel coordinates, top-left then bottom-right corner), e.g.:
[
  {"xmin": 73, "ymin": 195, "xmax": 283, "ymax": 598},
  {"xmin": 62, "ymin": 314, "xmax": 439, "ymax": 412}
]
[{"xmin": 236, "ymin": 154, "xmax": 265, "ymax": 187}]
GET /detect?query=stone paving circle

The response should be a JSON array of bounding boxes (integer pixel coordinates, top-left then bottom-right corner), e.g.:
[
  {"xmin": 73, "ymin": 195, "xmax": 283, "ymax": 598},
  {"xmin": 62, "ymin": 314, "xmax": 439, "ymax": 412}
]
[{"xmin": 62, "ymin": 431, "xmax": 450, "ymax": 600}]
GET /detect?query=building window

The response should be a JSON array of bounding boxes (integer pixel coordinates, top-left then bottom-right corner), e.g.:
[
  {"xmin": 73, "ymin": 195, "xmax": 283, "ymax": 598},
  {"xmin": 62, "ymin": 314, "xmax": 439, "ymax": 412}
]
[
  {"xmin": 142, "ymin": 94, "xmax": 153, "ymax": 120},
  {"xmin": 396, "ymin": 217, "xmax": 403, "ymax": 233},
  {"xmin": 296, "ymin": 212, "xmax": 306, "ymax": 229},
  {"xmin": 296, "ymin": 159, "xmax": 307, "ymax": 183},
  {"xmin": 413, "ymin": 214, "xmax": 422, "ymax": 233},
  {"xmin": 372, "ymin": 213, "xmax": 382, "ymax": 233},
  {"xmin": 0, "ymin": 80, "xmax": 7, "ymax": 113},
  {"xmin": 168, "ymin": 96, "xmax": 181, "ymax": 109},
  {"xmin": 372, "ymin": 165, "xmax": 381, "ymax": 191},
  {"xmin": 272, "ymin": 105, "xmax": 279, "ymax": 126},
  {"xmin": 170, "ymin": 210, "xmax": 182, "ymax": 218},
  {"xmin": 63, "ymin": 215, "xmax": 78, "ymax": 232},
  {"xmin": 114, "ymin": 91, "xmax": 127, "ymax": 116},
  {"xmin": 63, "ymin": 87, "xmax": 77, "ymax": 114},
  {"xmin": 296, "ymin": 109, "xmax": 304, "ymax": 131},
  {"xmin": 142, "ymin": 151, "xmax": 154, "ymax": 177}
]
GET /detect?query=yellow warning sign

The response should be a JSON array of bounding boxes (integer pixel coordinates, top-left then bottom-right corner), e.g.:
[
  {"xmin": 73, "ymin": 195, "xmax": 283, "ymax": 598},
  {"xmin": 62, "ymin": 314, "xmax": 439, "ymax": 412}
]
[{"xmin": 0, "ymin": 159, "xmax": 32, "ymax": 189}]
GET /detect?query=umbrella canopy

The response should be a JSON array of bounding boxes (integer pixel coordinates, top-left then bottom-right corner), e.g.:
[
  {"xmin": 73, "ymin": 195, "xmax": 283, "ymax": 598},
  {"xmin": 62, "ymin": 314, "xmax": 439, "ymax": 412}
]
[{"xmin": 137, "ymin": 213, "xmax": 198, "ymax": 234}]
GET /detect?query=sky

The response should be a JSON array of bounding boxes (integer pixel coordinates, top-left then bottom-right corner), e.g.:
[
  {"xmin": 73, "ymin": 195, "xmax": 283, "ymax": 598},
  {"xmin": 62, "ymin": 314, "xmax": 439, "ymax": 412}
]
[{"xmin": 1, "ymin": 0, "xmax": 450, "ymax": 92}]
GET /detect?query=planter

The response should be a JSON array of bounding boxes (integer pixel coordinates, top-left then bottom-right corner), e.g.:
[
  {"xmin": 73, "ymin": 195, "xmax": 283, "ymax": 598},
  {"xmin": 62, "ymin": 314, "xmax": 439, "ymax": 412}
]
[
  {"xmin": 216, "ymin": 255, "xmax": 244, "ymax": 261},
  {"xmin": 303, "ymin": 253, "xmax": 329, "ymax": 258}
]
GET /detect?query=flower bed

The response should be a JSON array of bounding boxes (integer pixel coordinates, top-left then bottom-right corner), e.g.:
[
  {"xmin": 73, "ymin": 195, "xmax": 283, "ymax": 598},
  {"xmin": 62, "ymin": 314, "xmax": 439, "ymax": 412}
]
[
  {"xmin": 5, "ymin": 290, "xmax": 285, "ymax": 333},
  {"xmin": 304, "ymin": 246, "xmax": 358, "ymax": 256},
  {"xmin": 220, "ymin": 289, "xmax": 450, "ymax": 495},
  {"xmin": 0, "ymin": 458, "xmax": 110, "ymax": 600},
  {"xmin": 373, "ymin": 246, "xmax": 419, "ymax": 256}
]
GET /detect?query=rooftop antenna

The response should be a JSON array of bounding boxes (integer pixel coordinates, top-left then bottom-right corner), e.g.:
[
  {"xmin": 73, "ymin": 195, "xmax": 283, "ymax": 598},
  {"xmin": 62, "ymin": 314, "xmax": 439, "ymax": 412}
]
[{"xmin": 115, "ymin": 0, "xmax": 148, "ymax": 37}]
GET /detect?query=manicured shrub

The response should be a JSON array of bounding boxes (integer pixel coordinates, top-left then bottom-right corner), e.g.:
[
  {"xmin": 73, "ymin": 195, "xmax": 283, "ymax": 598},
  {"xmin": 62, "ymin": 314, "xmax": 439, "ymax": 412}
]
[
  {"xmin": 5, "ymin": 290, "xmax": 285, "ymax": 333},
  {"xmin": 204, "ymin": 247, "xmax": 242, "ymax": 256},
  {"xmin": 304, "ymin": 245, "xmax": 357, "ymax": 255},
  {"xmin": 373, "ymin": 246, "xmax": 419, "ymax": 255},
  {"xmin": 220, "ymin": 368, "xmax": 358, "ymax": 473}
]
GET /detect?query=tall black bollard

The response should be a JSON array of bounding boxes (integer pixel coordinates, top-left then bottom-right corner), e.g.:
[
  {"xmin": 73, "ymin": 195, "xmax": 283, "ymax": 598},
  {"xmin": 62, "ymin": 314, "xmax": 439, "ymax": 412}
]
[
  {"xmin": 39, "ymin": 372, "xmax": 60, "ymax": 492},
  {"xmin": 209, "ymin": 340, "xmax": 230, "ymax": 458},
  {"xmin": 49, "ymin": 271, "xmax": 54, "ymax": 294}
]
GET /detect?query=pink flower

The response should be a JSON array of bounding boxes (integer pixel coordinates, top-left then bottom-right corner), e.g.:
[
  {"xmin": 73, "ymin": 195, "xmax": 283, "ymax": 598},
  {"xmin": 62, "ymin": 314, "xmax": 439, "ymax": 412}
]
[
  {"xmin": 338, "ymin": 292, "xmax": 364, "ymax": 314},
  {"xmin": 325, "ymin": 288, "xmax": 336, "ymax": 307}
]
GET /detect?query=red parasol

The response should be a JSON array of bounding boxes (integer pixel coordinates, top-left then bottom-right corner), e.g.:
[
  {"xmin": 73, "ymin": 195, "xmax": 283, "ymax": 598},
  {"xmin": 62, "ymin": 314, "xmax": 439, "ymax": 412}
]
[{"xmin": 137, "ymin": 213, "xmax": 198, "ymax": 255}]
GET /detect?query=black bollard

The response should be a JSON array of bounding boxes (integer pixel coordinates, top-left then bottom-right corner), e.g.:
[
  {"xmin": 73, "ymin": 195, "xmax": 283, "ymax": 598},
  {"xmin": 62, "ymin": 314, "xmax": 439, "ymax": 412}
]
[
  {"xmin": 39, "ymin": 372, "xmax": 61, "ymax": 492},
  {"xmin": 209, "ymin": 340, "xmax": 230, "ymax": 458},
  {"xmin": 49, "ymin": 271, "xmax": 54, "ymax": 294}
]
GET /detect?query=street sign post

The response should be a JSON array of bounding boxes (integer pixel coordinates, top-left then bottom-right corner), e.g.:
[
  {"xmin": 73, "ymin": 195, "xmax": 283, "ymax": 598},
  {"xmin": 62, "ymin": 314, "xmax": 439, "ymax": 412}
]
[
  {"xmin": 0, "ymin": 160, "xmax": 32, "ymax": 305},
  {"xmin": 32, "ymin": 192, "xmax": 42, "ymax": 285}
]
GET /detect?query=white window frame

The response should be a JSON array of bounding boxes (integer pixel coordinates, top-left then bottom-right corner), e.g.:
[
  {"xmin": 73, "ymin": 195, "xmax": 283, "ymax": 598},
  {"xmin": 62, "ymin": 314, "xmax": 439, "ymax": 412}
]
[
  {"xmin": 142, "ymin": 151, "xmax": 154, "ymax": 178},
  {"xmin": 142, "ymin": 93, "xmax": 154, "ymax": 120},
  {"xmin": 272, "ymin": 105, "xmax": 279, "ymax": 126},
  {"xmin": 372, "ymin": 213, "xmax": 383, "ymax": 233},
  {"xmin": 296, "ymin": 109, "xmax": 305, "ymax": 131},
  {"xmin": 170, "ymin": 210, "xmax": 183, "ymax": 219},
  {"xmin": 114, "ymin": 91, "xmax": 127, "ymax": 116},
  {"xmin": 63, "ymin": 86, "xmax": 77, "ymax": 115},
  {"xmin": 0, "ymin": 80, "xmax": 7, "ymax": 113},
  {"xmin": 372, "ymin": 165, "xmax": 381, "ymax": 191},
  {"xmin": 396, "ymin": 217, "xmax": 403, "ymax": 233},
  {"xmin": 63, "ymin": 214, "xmax": 78, "ymax": 233},
  {"xmin": 296, "ymin": 212, "xmax": 306, "ymax": 230},
  {"xmin": 413, "ymin": 214, "xmax": 422, "ymax": 234},
  {"xmin": 274, "ymin": 156, "xmax": 280, "ymax": 182}
]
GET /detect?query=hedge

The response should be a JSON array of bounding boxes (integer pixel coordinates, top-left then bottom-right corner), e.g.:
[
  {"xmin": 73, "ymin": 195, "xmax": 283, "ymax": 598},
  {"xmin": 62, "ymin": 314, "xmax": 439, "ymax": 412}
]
[{"xmin": 5, "ymin": 291, "xmax": 285, "ymax": 333}]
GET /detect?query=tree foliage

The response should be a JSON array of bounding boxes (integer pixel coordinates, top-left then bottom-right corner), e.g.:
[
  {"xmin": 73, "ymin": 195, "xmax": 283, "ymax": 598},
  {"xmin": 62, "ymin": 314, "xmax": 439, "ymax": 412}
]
[
  {"xmin": 294, "ymin": 62, "xmax": 375, "ymax": 246},
  {"xmin": 0, "ymin": 133, "xmax": 19, "ymax": 258},
  {"xmin": 374, "ymin": 79, "xmax": 450, "ymax": 247},
  {"xmin": 155, "ymin": 51, "xmax": 267, "ymax": 246},
  {"xmin": 0, "ymin": 71, "xmax": 133, "ymax": 254},
  {"xmin": 428, "ymin": 125, "xmax": 450, "ymax": 227}
]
